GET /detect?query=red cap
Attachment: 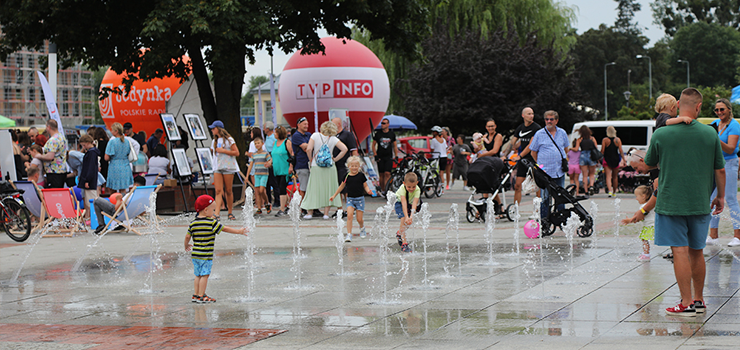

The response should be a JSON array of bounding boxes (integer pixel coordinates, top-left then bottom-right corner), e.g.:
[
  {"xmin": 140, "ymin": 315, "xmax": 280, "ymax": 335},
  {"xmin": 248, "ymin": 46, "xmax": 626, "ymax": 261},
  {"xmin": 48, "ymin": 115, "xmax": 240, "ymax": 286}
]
[{"xmin": 194, "ymin": 195, "xmax": 214, "ymax": 212}]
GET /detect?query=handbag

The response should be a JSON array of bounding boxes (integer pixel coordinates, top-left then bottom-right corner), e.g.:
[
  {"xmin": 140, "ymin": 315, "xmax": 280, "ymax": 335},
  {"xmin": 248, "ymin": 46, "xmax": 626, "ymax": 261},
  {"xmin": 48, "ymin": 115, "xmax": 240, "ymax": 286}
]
[
  {"xmin": 126, "ymin": 138, "xmax": 138, "ymax": 163},
  {"xmin": 590, "ymin": 148, "xmax": 603, "ymax": 162},
  {"xmin": 544, "ymin": 129, "xmax": 568, "ymax": 173}
]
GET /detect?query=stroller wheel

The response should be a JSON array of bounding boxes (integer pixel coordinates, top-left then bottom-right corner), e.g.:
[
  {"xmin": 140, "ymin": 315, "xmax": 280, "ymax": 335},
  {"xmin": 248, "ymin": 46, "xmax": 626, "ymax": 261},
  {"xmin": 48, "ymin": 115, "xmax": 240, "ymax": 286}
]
[
  {"xmin": 577, "ymin": 217, "xmax": 594, "ymax": 237},
  {"xmin": 540, "ymin": 218, "xmax": 556, "ymax": 236},
  {"xmin": 466, "ymin": 206, "xmax": 478, "ymax": 223},
  {"xmin": 505, "ymin": 203, "xmax": 516, "ymax": 222}
]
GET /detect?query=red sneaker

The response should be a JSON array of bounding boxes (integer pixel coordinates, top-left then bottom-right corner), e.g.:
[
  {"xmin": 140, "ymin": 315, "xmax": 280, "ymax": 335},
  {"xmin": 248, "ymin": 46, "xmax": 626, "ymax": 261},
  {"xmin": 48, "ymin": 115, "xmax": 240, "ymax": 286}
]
[{"xmin": 665, "ymin": 302, "xmax": 696, "ymax": 317}]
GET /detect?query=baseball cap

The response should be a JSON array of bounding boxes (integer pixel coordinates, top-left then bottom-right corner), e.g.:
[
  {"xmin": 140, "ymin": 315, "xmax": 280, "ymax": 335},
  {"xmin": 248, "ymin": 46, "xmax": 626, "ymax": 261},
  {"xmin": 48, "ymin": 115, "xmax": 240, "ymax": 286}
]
[
  {"xmin": 123, "ymin": 122, "xmax": 133, "ymax": 129},
  {"xmin": 194, "ymin": 195, "xmax": 215, "ymax": 212},
  {"xmin": 209, "ymin": 120, "xmax": 224, "ymax": 129}
]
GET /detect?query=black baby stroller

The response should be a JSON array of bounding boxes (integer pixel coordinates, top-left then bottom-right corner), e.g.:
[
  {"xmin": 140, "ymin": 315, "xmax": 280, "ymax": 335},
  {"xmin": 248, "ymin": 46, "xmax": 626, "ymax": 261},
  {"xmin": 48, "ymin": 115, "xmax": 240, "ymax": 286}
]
[
  {"xmin": 521, "ymin": 159, "xmax": 593, "ymax": 237},
  {"xmin": 465, "ymin": 157, "xmax": 517, "ymax": 223}
]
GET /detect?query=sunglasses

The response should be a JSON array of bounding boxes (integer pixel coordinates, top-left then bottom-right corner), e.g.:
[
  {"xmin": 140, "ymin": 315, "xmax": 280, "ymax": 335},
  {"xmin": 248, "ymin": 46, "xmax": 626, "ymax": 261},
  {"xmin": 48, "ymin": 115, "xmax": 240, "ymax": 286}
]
[
  {"xmin": 545, "ymin": 118, "xmax": 556, "ymax": 121},
  {"xmin": 715, "ymin": 108, "xmax": 726, "ymax": 112},
  {"xmin": 381, "ymin": 122, "xmax": 389, "ymax": 125}
]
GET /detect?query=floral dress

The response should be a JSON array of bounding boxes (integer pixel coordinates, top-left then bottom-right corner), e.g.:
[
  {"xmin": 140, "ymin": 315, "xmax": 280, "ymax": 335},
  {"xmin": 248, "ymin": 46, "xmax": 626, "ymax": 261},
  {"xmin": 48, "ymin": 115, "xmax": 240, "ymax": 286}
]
[{"xmin": 105, "ymin": 137, "xmax": 133, "ymax": 190}]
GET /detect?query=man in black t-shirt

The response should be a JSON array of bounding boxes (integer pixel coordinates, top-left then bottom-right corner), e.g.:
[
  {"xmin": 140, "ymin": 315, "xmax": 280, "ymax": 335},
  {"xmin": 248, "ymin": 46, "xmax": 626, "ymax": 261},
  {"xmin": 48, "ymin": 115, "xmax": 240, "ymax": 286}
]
[
  {"xmin": 332, "ymin": 117, "xmax": 359, "ymax": 214},
  {"xmin": 510, "ymin": 107, "xmax": 541, "ymax": 204},
  {"xmin": 372, "ymin": 118, "xmax": 397, "ymax": 195}
]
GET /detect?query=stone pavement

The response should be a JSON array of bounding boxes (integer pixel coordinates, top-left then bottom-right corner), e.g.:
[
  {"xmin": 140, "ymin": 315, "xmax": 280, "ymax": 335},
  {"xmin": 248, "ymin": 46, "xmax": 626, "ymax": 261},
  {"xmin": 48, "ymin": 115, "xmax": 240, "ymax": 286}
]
[{"xmin": 1, "ymin": 183, "xmax": 739, "ymax": 349}]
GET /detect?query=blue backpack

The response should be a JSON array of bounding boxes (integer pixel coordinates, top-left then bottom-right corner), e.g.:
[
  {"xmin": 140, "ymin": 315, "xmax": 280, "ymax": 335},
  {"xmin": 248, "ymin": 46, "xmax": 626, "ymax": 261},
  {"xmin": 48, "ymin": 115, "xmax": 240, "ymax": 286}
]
[{"xmin": 316, "ymin": 136, "xmax": 333, "ymax": 167}]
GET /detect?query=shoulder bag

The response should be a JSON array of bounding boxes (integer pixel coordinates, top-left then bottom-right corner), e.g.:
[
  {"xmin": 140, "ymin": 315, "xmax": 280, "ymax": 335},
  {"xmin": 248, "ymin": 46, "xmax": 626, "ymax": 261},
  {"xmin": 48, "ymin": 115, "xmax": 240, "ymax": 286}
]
[
  {"xmin": 127, "ymin": 138, "xmax": 138, "ymax": 163},
  {"xmin": 544, "ymin": 129, "xmax": 568, "ymax": 173}
]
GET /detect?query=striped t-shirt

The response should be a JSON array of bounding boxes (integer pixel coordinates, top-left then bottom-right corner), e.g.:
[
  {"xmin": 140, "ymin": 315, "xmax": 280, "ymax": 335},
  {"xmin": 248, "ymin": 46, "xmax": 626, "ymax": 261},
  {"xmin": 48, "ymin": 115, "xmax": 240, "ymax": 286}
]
[
  {"xmin": 188, "ymin": 216, "xmax": 224, "ymax": 260},
  {"xmin": 252, "ymin": 152, "xmax": 271, "ymax": 176}
]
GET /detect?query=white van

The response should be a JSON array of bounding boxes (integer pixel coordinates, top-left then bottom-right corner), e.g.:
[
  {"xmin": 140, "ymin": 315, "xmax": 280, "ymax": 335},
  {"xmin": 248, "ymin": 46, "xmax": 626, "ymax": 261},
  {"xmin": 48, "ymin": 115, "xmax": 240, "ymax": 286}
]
[{"xmin": 570, "ymin": 120, "xmax": 655, "ymax": 153}]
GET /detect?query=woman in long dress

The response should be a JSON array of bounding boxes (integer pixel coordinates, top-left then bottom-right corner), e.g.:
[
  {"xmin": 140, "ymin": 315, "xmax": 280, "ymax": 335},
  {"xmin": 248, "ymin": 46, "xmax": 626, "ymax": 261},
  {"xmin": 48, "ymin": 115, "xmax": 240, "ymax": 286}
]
[
  {"xmin": 105, "ymin": 122, "xmax": 133, "ymax": 193},
  {"xmin": 300, "ymin": 121, "xmax": 348, "ymax": 219}
]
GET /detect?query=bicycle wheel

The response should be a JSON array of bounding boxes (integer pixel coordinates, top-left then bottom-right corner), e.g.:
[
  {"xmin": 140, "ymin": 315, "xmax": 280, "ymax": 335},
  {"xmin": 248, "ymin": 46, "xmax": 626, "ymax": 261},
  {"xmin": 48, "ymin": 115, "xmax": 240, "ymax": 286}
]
[
  {"xmin": 385, "ymin": 172, "xmax": 404, "ymax": 194},
  {"xmin": 434, "ymin": 173, "xmax": 444, "ymax": 197},
  {"xmin": 2, "ymin": 198, "xmax": 32, "ymax": 242},
  {"xmin": 423, "ymin": 173, "xmax": 436, "ymax": 198}
]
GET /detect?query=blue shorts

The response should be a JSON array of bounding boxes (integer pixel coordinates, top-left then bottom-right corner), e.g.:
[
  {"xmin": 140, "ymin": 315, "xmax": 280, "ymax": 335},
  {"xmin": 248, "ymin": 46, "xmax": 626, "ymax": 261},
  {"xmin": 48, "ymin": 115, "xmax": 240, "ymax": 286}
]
[
  {"xmin": 395, "ymin": 202, "xmax": 408, "ymax": 219},
  {"xmin": 254, "ymin": 174, "xmax": 268, "ymax": 187},
  {"xmin": 654, "ymin": 213, "xmax": 710, "ymax": 250},
  {"xmin": 579, "ymin": 150, "xmax": 597, "ymax": 166},
  {"xmin": 192, "ymin": 258, "xmax": 213, "ymax": 277},
  {"xmin": 346, "ymin": 196, "xmax": 365, "ymax": 212}
]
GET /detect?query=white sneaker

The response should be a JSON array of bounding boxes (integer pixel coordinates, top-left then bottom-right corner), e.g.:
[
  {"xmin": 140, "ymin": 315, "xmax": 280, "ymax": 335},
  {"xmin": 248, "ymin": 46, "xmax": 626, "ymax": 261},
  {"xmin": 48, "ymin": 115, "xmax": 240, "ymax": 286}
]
[
  {"xmin": 359, "ymin": 227, "xmax": 366, "ymax": 238},
  {"xmin": 303, "ymin": 214, "xmax": 313, "ymax": 219},
  {"xmin": 323, "ymin": 215, "xmax": 330, "ymax": 220},
  {"xmin": 728, "ymin": 237, "xmax": 740, "ymax": 247},
  {"xmin": 463, "ymin": 186, "xmax": 470, "ymax": 191},
  {"xmin": 345, "ymin": 233, "xmax": 352, "ymax": 242},
  {"xmin": 706, "ymin": 236, "xmax": 720, "ymax": 246}
]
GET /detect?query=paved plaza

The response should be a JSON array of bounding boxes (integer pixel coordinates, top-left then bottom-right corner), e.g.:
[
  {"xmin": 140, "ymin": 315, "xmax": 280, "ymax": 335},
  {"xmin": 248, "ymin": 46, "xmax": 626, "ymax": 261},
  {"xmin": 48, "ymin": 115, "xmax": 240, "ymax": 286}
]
[{"xmin": 1, "ymin": 184, "xmax": 739, "ymax": 349}]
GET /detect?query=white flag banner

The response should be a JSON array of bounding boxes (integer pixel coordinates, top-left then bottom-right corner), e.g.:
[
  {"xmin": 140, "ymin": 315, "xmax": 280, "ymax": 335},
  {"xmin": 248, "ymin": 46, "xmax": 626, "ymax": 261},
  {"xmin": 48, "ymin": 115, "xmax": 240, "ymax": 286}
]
[
  {"xmin": 257, "ymin": 86, "xmax": 263, "ymax": 138},
  {"xmin": 37, "ymin": 71, "xmax": 64, "ymax": 135},
  {"xmin": 313, "ymin": 83, "xmax": 318, "ymax": 133},
  {"xmin": 269, "ymin": 73, "xmax": 277, "ymax": 127}
]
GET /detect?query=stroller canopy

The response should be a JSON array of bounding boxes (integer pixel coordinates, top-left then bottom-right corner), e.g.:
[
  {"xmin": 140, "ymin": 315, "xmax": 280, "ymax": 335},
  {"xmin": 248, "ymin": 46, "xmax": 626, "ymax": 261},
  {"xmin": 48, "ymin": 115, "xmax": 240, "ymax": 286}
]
[{"xmin": 467, "ymin": 157, "xmax": 504, "ymax": 193}]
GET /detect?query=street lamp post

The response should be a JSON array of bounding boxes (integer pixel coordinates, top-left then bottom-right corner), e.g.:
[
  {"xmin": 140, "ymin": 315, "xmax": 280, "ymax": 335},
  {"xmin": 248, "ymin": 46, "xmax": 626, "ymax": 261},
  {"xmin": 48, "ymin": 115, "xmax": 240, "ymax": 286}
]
[
  {"xmin": 604, "ymin": 62, "xmax": 616, "ymax": 120},
  {"xmin": 677, "ymin": 59, "xmax": 690, "ymax": 88},
  {"xmin": 636, "ymin": 55, "xmax": 652, "ymax": 100},
  {"xmin": 625, "ymin": 69, "xmax": 632, "ymax": 108}
]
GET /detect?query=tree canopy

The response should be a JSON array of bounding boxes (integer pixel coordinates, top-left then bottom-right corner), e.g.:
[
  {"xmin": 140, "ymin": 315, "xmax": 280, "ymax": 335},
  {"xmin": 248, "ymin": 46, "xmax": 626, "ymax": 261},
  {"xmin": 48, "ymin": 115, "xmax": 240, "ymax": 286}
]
[
  {"xmin": 652, "ymin": 0, "xmax": 740, "ymax": 36},
  {"xmin": 0, "ymin": 0, "xmax": 427, "ymax": 169},
  {"xmin": 403, "ymin": 26, "xmax": 584, "ymax": 137}
]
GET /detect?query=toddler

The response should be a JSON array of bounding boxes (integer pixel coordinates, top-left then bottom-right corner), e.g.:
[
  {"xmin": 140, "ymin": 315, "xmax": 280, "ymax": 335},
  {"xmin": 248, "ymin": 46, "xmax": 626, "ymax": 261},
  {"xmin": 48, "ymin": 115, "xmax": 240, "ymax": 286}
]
[
  {"xmin": 246, "ymin": 137, "xmax": 272, "ymax": 214},
  {"xmin": 654, "ymin": 93, "xmax": 690, "ymax": 129},
  {"xmin": 395, "ymin": 172, "xmax": 420, "ymax": 253},
  {"xmin": 470, "ymin": 133, "xmax": 484, "ymax": 163},
  {"xmin": 330, "ymin": 156, "xmax": 373, "ymax": 242},
  {"xmin": 621, "ymin": 185, "xmax": 654, "ymax": 261},
  {"xmin": 185, "ymin": 195, "xmax": 248, "ymax": 303}
]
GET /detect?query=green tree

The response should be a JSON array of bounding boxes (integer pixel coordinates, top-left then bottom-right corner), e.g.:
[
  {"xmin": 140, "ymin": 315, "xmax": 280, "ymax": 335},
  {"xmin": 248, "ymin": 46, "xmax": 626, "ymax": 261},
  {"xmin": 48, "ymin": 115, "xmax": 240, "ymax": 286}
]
[
  {"xmin": 354, "ymin": 0, "xmax": 577, "ymax": 113},
  {"xmin": 569, "ymin": 25, "xmax": 650, "ymax": 119},
  {"xmin": 241, "ymin": 75, "xmax": 269, "ymax": 108},
  {"xmin": 0, "ymin": 0, "xmax": 427, "ymax": 169},
  {"xmin": 403, "ymin": 26, "xmax": 586, "ymax": 136},
  {"xmin": 614, "ymin": 0, "xmax": 642, "ymax": 33},
  {"xmin": 670, "ymin": 22, "xmax": 740, "ymax": 88},
  {"xmin": 652, "ymin": 0, "xmax": 740, "ymax": 36}
]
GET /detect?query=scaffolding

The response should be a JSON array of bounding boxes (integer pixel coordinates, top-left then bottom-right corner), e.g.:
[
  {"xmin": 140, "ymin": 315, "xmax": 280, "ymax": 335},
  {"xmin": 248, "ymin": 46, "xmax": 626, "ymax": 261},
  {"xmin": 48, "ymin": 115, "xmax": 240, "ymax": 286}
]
[{"xmin": 0, "ymin": 42, "xmax": 95, "ymax": 126}]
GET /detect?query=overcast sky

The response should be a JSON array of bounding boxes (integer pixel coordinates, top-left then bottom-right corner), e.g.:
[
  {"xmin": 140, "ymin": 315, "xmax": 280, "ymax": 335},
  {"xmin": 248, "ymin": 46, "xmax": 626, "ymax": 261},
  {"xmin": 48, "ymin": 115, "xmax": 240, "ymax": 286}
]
[{"xmin": 243, "ymin": 1, "xmax": 665, "ymax": 93}]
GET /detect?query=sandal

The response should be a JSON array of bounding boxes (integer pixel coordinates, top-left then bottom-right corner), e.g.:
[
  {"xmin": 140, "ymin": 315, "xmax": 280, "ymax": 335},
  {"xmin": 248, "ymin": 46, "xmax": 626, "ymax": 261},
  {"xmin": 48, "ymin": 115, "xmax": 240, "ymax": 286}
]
[
  {"xmin": 197, "ymin": 294, "xmax": 216, "ymax": 303},
  {"xmin": 228, "ymin": 213, "xmax": 236, "ymax": 220},
  {"xmin": 663, "ymin": 253, "xmax": 673, "ymax": 259}
]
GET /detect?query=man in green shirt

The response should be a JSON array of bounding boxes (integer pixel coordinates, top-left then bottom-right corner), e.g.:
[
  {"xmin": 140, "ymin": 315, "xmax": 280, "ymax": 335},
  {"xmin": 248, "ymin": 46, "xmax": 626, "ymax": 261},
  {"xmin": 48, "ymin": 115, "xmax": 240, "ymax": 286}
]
[{"xmin": 645, "ymin": 88, "xmax": 726, "ymax": 317}]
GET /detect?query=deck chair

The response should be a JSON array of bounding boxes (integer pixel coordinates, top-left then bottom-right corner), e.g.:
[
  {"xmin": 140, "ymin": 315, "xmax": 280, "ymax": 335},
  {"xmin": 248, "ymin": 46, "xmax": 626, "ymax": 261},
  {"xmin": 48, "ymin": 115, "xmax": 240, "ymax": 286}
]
[
  {"xmin": 144, "ymin": 174, "xmax": 160, "ymax": 186},
  {"xmin": 102, "ymin": 185, "xmax": 162, "ymax": 235},
  {"xmin": 39, "ymin": 188, "xmax": 86, "ymax": 237},
  {"xmin": 12, "ymin": 180, "xmax": 49, "ymax": 231}
]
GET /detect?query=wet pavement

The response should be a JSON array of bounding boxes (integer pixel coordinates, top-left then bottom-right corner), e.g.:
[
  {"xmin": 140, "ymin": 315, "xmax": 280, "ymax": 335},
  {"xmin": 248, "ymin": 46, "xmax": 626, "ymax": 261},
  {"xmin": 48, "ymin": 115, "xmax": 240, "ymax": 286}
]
[{"xmin": 1, "ymin": 184, "xmax": 739, "ymax": 349}]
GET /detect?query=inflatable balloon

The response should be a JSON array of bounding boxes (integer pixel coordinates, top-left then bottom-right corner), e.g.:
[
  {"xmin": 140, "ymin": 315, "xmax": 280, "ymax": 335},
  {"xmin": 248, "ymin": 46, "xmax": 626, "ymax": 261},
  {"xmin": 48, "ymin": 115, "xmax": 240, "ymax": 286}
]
[
  {"xmin": 109, "ymin": 193, "xmax": 122, "ymax": 205},
  {"xmin": 98, "ymin": 56, "xmax": 189, "ymax": 141},
  {"xmin": 279, "ymin": 37, "xmax": 390, "ymax": 141},
  {"xmin": 524, "ymin": 220, "xmax": 540, "ymax": 239}
]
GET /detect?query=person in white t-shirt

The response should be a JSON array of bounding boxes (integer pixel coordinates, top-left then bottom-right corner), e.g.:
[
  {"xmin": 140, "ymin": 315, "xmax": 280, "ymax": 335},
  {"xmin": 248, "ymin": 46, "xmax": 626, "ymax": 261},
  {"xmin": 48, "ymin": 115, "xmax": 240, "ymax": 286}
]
[
  {"xmin": 429, "ymin": 126, "xmax": 448, "ymax": 189},
  {"xmin": 147, "ymin": 144, "xmax": 170, "ymax": 179},
  {"xmin": 209, "ymin": 120, "xmax": 240, "ymax": 220}
]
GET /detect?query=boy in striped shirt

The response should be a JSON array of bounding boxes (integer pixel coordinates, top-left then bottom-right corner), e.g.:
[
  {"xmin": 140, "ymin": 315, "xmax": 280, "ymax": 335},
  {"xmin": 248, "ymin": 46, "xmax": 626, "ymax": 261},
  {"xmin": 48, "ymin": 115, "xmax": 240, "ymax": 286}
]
[{"xmin": 185, "ymin": 195, "xmax": 247, "ymax": 303}]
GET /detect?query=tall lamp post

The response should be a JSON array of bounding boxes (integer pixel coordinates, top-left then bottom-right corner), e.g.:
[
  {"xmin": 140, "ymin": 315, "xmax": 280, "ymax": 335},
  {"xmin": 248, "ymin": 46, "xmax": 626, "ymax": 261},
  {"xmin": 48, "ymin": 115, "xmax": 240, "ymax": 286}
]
[
  {"xmin": 625, "ymin": 69, "xmax": 632, "ymax": 108},
  {"xmin": 677, "ymin": 59, "xmax": 690, "ymax": 88},
  {"xmin": 636, "ymin": 55, "xmax": 652, "ymax": 100},
  {"xmin": 604, "ymin": 62, "xmax": 616, "ymax": 120}
]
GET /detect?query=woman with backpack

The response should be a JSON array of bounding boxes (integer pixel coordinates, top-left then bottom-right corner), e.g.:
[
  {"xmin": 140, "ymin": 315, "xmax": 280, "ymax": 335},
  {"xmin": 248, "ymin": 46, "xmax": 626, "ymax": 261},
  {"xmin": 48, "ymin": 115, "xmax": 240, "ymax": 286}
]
[{"xmin": 300, "ymin": 121, "xmax": 348, "ymax": 219}]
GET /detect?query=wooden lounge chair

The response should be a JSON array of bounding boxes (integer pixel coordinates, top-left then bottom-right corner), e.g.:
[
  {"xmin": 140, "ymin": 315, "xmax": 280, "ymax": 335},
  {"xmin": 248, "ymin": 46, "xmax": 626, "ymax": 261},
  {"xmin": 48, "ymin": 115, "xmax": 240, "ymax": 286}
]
[
  {"xmin": 102, "ymin": 185, "xmax": 162, "ymax": 235},
  {"xmin": 39, "ymin": 188, "xmax": 86, "ymax": 237}
]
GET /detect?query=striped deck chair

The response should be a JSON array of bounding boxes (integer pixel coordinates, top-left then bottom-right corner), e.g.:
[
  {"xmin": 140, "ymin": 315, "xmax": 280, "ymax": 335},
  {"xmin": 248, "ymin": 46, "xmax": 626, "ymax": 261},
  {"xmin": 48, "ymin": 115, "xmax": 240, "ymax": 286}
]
[
  {"xmin": 12, "ymin": 180, "xmax": 49, "ymax": 231},
  {"xmin": 39, "ymin": 188, "xmax": 86, "ymax": 237}
]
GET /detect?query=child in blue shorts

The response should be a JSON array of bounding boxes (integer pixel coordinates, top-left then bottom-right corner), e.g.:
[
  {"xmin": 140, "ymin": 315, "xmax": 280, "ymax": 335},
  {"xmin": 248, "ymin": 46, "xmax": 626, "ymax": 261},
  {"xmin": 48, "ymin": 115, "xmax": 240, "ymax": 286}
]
[
  {"xmin": 247, "ymin": 137, "xmax": 272, "ymax": 214},
  {"xmin": 394, "ymin": 172, "xmax": 420, "ymax": 253},
  {"xmin": 330, "ymin": 156, "xmax": 373, "ymax": 242},
  {"xmin": 185, "ymin": 195, "xmax": 247, "ymax": 303}
]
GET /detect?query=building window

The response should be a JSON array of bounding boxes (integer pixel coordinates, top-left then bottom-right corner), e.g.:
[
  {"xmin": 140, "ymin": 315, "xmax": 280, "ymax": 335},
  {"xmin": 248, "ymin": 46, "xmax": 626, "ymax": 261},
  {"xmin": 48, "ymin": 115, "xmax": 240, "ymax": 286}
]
[
  {"xmin": 73, "ymin": 103, "xmax": 80, "ymax": 117},
  {"xmin": 28, "ymin": 88, "xmax": 35, "ymax": 101},
  {"xmin": 15, "ymin": 71, "xmax": 23, "ymax": 84},
  {"xmin": 15, "ymin": 55, "xmax": 22, "ymax": 68},
  {"xmin": 72, "ymin": 72, "xmax": 79, "ymax": 85},
  {"xmin": 27, "ymin": 54, "xmax": 34, "ymax": 69},
  {"xmin": 61, "ymin": 103, "xmax": 69, "ymax": 116}
]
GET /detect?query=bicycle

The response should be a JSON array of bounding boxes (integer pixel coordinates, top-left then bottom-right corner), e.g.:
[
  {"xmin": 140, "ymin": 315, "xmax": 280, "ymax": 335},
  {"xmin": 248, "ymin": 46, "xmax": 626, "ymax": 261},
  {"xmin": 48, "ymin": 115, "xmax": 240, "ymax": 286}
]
[
  {"xmin": 0, "ymin": 189, "xmax": 32, "ymax": 242},
  {"xmin": 418, "ymin": 152, "xmax": 443, "ymax": 198}
]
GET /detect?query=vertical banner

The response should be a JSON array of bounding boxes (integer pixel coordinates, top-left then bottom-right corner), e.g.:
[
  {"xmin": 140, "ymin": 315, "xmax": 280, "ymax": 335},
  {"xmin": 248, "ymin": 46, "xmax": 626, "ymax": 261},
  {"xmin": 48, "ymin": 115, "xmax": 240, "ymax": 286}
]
[
  {"xmin": 257, "ymin": 87, "xmax": 263, "ymax": 137},
  {"xmin": 269, "ymin": 73, "xmax": 277, "ymax": 127},
  {"xmin": 313, "ymin": 83, "xmax": 318, "ymax": 133},
  {"xmin": 37, "ymin": 71, "xmax": 64, "ymax": 135}
]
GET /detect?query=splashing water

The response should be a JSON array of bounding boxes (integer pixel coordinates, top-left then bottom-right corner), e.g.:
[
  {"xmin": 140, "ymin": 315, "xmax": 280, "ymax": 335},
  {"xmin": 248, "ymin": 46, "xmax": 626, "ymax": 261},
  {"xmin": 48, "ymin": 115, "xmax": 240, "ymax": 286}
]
[
  {"xmin": 333, "ymin": 209, "xmax": 346, "ymax": 275},
  {"xmin": 288, "ymin": 192, "xmax": 304, "ymax": 288},
  {"xmin": 589, "ymin": 200, "xmax": 600, "ymax": 259},
  {"xmin": 240, "ymin": 187, "xmax": 259, "ymax": 300},
  {"xmin": 612, "ymin": 197, "xmax": 622, "ymax": 258},
  {"xmin": 418, "ymin": 203, "xmax": 432, "ymax": 287},
  {"xmin": 532, "ymin": 197, "xmax": 546, "ymax": 297},
  {"xmin": 512, "ymin": 202, "xmax": 521, "ymax": 255},
  {"xmin": 9, "ymin": 224, "xmax": 55, "ymax": 284},
  {"xmin": 562, "ymin": 212, "xmax": 582, "ymax": 282},
  {"xmin": 443, "ymin": 204, "xmax": 459, "ymax": 277},
  {"xmin": 483, "ymin": 196, "xmax": 497, "ymax": 265}
]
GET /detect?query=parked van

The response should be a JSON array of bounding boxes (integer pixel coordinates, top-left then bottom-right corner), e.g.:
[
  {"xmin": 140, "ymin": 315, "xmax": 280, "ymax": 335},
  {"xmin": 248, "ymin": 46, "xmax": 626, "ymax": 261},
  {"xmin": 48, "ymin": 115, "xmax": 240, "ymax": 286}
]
[{"xmin": 570, "ymin": 120, "xmax": 655, "ymax": 153}]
